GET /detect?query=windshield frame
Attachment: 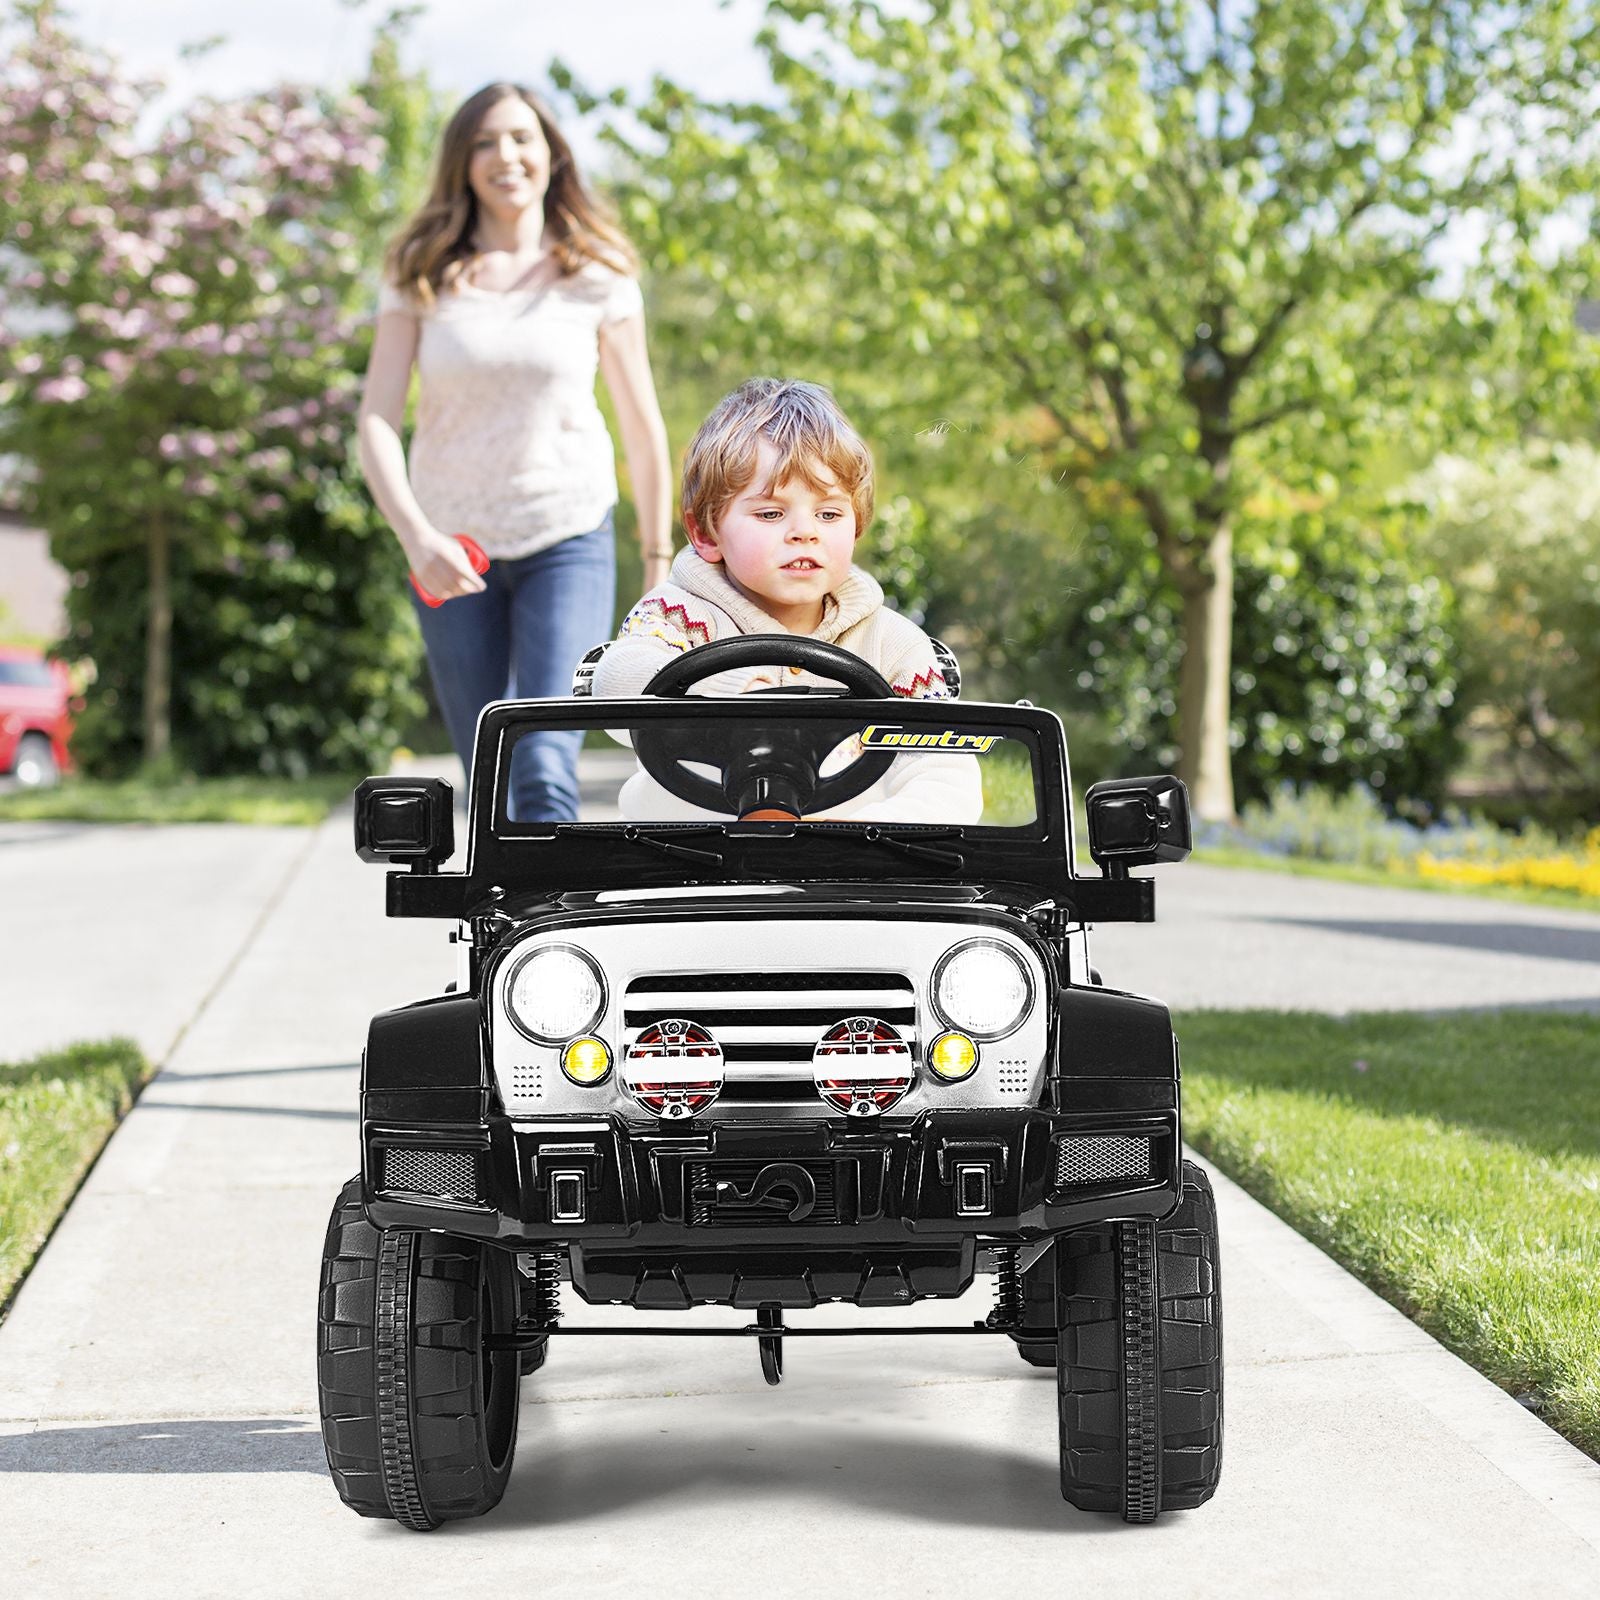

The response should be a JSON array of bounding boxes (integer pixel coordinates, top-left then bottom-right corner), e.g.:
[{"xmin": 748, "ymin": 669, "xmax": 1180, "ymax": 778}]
[{"xmin": 391, "ymin": 696, "xmax": 1082, "ymax": 914}]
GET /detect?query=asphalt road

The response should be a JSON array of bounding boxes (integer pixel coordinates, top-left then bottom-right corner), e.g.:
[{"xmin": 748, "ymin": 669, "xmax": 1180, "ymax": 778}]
[{"xmin": 1, "ymin": 772, "xmax": 1598, "ymax": 1596}]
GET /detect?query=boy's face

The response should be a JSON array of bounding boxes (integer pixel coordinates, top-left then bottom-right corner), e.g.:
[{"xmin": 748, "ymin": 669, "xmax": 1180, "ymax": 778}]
[{"xmin": 686, "ymin": 438, "xmax": 859, "ymax": 632}]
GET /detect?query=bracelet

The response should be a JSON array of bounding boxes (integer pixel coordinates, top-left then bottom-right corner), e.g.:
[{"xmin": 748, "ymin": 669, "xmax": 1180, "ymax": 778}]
[{"xmin": 643, "ymin": 547, "xmax": 674, "ymax": 559}]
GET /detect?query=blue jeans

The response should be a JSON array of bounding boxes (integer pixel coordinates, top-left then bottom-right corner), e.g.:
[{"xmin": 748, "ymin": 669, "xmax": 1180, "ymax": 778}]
[{"xmin": 413, "ymin": 512, "xmax": 615, "ymax": 821}]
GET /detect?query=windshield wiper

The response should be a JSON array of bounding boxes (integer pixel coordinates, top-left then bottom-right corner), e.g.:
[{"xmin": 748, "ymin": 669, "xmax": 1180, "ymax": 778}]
[
  {"xmin": 567, "ymin": 823, "xmax": 726, "ymax": 866},
  {"xmin": 857, "ymin": 826, "xmax": 966, "ymax": 870}
]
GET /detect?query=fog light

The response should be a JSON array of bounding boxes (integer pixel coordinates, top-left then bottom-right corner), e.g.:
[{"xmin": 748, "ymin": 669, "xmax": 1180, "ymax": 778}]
[
  {"xmin": 928, "ymin": 1030, "xmax": 979, "ymax": 1082},
  {"xmin": 623, "ymin": 1019, "xmax": 725, "ymax": 1119},
  {"xmin": 812, "ymin": 1016, "xmax": 915, "ymax": 1116},
  {"xmin": 562, "ymin": 1036, "xmax": 613, "ymax": 1085}
]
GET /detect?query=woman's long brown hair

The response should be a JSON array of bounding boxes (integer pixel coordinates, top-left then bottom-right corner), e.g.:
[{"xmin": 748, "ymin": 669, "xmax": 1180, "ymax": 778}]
[{"xmin": 385, "ymin": 83, "xmax": 638, "ymax": 306}]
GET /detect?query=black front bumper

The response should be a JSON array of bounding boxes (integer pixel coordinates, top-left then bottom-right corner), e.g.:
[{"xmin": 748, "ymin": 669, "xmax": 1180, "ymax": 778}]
[{"xmin": 363, "ymin": 1106, "xmax": 1180, "ymax": 1250}]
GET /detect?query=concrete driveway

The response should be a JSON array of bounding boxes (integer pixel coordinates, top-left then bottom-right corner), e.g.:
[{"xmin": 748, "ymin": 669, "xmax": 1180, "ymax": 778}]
[{"xmin": 1, "ymin": 778, "xmax": 1598, "ymax": 1597}]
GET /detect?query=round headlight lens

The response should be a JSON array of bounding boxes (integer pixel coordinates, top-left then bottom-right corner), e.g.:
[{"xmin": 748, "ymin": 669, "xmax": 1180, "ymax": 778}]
[
  {"xmin": 505, "ymin": 945, "xmax": 606, "ymax": 1044},
  {"xmin": 932, "ymin": 940, "xmax": 1033, "ymax": 1040}
]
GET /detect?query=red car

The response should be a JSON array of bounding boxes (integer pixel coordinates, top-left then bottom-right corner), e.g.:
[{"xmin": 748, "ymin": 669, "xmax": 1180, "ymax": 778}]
[{"xmin": 0, "ymin": 646, "xmax": 74, "ymax": 787}]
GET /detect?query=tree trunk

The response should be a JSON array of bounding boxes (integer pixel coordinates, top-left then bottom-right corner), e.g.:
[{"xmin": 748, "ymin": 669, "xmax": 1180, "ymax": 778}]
[
  {"xmin": 1176, "ymin": 521, "xmax": 1236, "ymax": 823},
  {"xmin": 143, "ymin": 514, "xmax": 172, "ymax": 768}
]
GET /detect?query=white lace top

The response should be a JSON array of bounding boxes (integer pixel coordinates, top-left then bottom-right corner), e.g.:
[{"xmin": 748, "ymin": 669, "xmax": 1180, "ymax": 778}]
[{"xmin": 377, "ymin": 262, "xmax": 643, "ymax": 559}]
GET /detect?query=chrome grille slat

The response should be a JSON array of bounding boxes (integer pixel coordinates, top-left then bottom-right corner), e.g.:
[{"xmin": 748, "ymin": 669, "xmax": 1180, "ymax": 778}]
[
  {"xmin": 626, "ymin": 990, "xmax": 915, "ymax": 1014},
  {"xmin": 627, "ymin": 970, "xmax": 909, "ymax": 993},
  {"xmin": 627, "ymin": 1021, "xmax": 914, "ymax": 1048}
]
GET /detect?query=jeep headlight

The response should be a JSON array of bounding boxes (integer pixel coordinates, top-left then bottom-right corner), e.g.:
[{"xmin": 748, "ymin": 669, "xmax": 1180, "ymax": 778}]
[
  {"xmin": 931, "ymin": 939, "xmax": 1033, "ymax": 1040},
  {"xmin": 504, "ymin": 944, "xmax": 606, "ymax": 1044}
]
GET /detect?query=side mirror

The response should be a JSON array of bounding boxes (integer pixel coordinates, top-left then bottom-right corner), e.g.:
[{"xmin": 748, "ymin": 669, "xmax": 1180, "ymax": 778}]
[
  {"xmin": 354, "ymin": 776, "xmax": 454, "ymax": 872},
  {"xmin": 1085, "ymin": 774, "xmax": 1191, "ymax": 878}
]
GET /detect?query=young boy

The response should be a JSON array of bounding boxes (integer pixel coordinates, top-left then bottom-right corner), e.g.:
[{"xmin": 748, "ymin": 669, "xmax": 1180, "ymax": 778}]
[{"xmin": 592, "ymin": 377, "xmax": 982, "ymax": 822}]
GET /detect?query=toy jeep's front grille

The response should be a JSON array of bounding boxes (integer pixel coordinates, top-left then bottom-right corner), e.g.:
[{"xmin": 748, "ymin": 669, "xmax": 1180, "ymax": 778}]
[
  {"xmin": 382, "ymin": 1147, "xmax": 480, "ymax": 1203},
  {"xmin": 1054, "ymin": 1135, "xmax": 1151, "ymax": 1187},
  {"xmin": 625, "ymin": 971, "xmax": 916, "ymax": 1103}
]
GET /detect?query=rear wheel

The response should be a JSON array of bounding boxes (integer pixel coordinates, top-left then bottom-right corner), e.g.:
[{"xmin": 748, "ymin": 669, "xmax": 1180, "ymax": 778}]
[
  {"xmin": 1056, "ymin": 1160, "xmax": 1223, "ymax": 1521},
  {"xmin": 13, "ymin": 732, "xmax": 59, "ymax": 788},
  {"xmin": 316, "ymin": 1177, "xmax": 520, "ymax": 1529}
]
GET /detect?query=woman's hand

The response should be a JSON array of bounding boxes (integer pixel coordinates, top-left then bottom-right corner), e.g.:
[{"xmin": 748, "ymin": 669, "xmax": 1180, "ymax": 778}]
[
  {"xmin": 406, "ymin": 529, "xmax": 488, "ymax": 602},
  {"xmin": 641, "ymin": 551, "xmax": 672, "ymax": 593}
]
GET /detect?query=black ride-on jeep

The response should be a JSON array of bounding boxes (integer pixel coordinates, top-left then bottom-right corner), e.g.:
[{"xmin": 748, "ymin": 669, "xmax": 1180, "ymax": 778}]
[{"xmin": 317, "ymin": 638, "xmax": 1222, "ymax": 1530}]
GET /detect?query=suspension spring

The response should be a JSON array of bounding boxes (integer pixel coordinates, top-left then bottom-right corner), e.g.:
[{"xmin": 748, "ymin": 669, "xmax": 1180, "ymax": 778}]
[
  {"xmin": 517, "ymin": 1249, "xmax": 563, "ymax": 1332},
  {"xmin": 990, "ymin": 1246, "xmax": 1023, "ymax": 1328},
  {"xmin": 533, "ymin": 1250, "xmax": 562, "ymax": 1327}
]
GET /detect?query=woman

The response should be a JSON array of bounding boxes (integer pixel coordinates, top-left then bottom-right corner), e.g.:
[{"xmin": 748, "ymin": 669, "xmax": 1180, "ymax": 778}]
[{"xmin": 359, "ymin": 83, "xmax": 671, "ymax": 820}]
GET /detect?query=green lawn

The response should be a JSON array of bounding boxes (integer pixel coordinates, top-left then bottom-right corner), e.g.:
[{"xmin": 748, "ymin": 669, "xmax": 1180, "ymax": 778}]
[
  {"xmin": 1178, "ymin": 1009, "xmax": 1600, "ymax": 1457},
  {"xmin": 0, "ymin": 773, "xmax": 361, "ymax": 826},
  {"xmin": 0, "ymin": 1039, "xmax": 152, "ymax": 1311},
  {"xmin": 1193, "ymin": 841, "xmax": 1600, "ymax": 914}
]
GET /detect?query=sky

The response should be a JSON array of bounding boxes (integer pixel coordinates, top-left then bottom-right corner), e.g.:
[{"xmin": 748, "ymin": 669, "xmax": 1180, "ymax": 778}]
[{"xmin": 65, "ymin": 0, "xmax": 777, "ymax": 169}]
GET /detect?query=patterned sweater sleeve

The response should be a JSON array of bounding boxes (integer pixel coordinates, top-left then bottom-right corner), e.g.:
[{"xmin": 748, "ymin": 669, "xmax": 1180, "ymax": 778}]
[
  {"xmin": 591, "ymin": 590, "xmax": 720, "ymax": 698},
  {"xmin": 880, "ymin": 618, "xmax": 953, "ymax": 700}
]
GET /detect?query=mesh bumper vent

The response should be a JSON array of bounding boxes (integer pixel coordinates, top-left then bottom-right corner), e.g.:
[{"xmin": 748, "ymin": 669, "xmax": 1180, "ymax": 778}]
[
  {"xmin": 382, "ymin": 1146, "xmax": 479, "ymax": 1202},
  {"xmin": 1054, "ymin": 1134, "xmax": 1150, "ymax": 1187}
]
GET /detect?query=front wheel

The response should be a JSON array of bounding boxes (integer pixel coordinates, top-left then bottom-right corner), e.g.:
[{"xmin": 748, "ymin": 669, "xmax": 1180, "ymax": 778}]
[
  {"xmin": 316, "ymin": 1177, "xmax": 520, "ymax": 1530},
  {"xmin": 1056, "ymin": 1160, "xmax": 1224, "ymax": 1521}
]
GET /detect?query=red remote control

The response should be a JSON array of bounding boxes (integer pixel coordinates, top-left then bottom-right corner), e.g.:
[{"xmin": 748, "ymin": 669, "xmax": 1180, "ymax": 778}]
[{"xmin": 410, "ymin": 535, "xmax": 490, "ymax": 608}]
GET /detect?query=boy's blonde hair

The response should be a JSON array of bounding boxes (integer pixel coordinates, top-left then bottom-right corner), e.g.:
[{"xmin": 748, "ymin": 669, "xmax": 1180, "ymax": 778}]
[{"xmin": 681, "ymin": 378, "xmax": 875, "ymax": 537}]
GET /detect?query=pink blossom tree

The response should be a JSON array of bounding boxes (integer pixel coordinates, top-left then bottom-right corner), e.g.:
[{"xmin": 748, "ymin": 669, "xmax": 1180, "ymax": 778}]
[{"xmin": 0, "ymin": 1, "xmax": 426, "ymax": 773}]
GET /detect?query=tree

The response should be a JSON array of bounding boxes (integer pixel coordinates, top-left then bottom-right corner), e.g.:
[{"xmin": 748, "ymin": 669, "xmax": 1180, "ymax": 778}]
[
  {"xmin": 0, "ymin": 3, "xmax": 429, "ymax": 774},
  {"xmin": 608, "ymin": 0, "xmax": 1600, "ymax": 817},
  {"xmin": 1060, "ymin": 501, "xmax": 1463, "ymax": 809},
  {"xmin": 1413, "ymin": 443, "xmax": 1600, "ymax": 824}
]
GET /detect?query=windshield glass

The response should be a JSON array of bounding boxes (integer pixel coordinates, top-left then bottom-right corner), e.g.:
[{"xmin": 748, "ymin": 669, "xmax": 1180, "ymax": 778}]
[{"xmin": 498, "ymin": 707, "xmax": 1042, "ymax": 832}]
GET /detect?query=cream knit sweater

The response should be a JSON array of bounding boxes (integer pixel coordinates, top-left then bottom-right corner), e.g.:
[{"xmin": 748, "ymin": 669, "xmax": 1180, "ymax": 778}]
[{"xmin": 592, "ymin": 550, "xmax": 983, "ymax": 823}]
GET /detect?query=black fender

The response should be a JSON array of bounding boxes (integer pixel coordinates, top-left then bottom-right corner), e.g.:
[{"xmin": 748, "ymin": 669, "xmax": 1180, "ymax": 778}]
[
  {"xmin": 1048, "ymin": 984, "xmax": 1179, "ymax": 1115},
  {"xmin": 362, "ymin": 992, "xmax": 488, "ymax": 1122}
]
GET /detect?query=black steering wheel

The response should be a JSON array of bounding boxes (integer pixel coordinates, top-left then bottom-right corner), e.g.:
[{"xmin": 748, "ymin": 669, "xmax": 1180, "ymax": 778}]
[{"xmin": 632, "ymin": 637, "xmax": 898, "ymax": 819}]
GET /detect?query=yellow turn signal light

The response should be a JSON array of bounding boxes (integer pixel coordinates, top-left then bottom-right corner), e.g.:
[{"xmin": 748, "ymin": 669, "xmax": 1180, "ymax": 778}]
[
  {"xmin": 928, "ymin": 1031, "xmax": 979, "ymax": 1082},
  {"xmin": 561, "ymin": 1036, "xmax": 613, "ymax": 1086}
]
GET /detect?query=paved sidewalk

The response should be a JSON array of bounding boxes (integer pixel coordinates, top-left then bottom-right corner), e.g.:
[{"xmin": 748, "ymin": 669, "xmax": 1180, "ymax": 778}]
[
  {"xmin": 2, "ymin": 788, "xmax": 1598, "ymax": 1597},
  {"xmin": 0, "ymin": 820, "xmax": 317, "ymax": 1063}
]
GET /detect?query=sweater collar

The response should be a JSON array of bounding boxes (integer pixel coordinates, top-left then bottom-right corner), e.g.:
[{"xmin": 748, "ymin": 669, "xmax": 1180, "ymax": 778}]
[{"xmin": 669, "ymin": 548, "xmax": 882, "ymax": 643}]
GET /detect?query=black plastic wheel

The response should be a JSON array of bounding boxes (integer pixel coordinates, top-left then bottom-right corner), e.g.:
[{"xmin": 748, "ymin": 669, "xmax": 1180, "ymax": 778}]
[
  {"xmin": 316, "ymin": 1177, "xmax": 521, "ymax": 1530},
  {"xmin": 1007, "ymin": 1242, "xmax": 1060, "ymax": 1366},
  {"xmin": 1055, "ymin": 1160, "xmax": 1224, "ymax": 1521}
]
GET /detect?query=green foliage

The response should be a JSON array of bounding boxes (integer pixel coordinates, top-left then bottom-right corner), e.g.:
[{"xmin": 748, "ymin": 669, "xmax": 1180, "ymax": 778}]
[
  {"xmin": 1181, "ymin": 1009, "xmax": 1600, "ymax": 1457},
  {"xmin": 0, "ymin": 1037, "xmax": 150, "ymax": 1308},
  {"xmin": 1412, "ymin": 443, "xmax": 1600, "ymax": 821},
  {"xmin": 608, "ymin": 0, "xmax": 1600, "ymax": 812},
  {"xmin": 1061, "ymin": 515, "xmax": 1461, "ymax": 804},
  {"xmin": 0, "ymin": 770, "xmax": 355, "ymax": 825},
  {"xmin": 0, "ymin": 5, "xmax": 433, "ymax": 775}
]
